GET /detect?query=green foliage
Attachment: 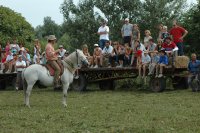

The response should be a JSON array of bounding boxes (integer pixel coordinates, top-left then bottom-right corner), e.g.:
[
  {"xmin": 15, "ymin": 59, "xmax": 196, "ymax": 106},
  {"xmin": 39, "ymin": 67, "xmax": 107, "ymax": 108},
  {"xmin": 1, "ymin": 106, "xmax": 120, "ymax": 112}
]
[
  {"xmin": 182, "ymin": 4, "xmax": 200, "ymax": 54},
  {"xmin": 35, "ymin": 17, "xmax": 62, "ymax": 40},
  {"xmin": 0, "ymin": 6, "xmax": 34, "ymax": 46}
]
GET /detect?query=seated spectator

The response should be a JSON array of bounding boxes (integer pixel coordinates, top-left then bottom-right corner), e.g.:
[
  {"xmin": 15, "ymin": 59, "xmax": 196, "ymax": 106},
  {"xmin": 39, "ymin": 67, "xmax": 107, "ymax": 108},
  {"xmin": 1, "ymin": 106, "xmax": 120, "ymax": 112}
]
[
  {"xmin": 0, "ymin": 52, "xmax": 7, "ymax": 73},
  {"xmin": 15, "ymin": 55, "xmax": 26, "ymax": 90},
  {"xmin": 5, "ymin": 41, "xmax": 10, "ymax": 55},
  {"xmin": 4, "ymin": 51, "xmax": 16, "ymax": 73},
  {"xmin": 21, "ymin": 49, "xmax": 31, "ymax": 66},
  {"xmin": 156, "ymin": 49, "xmax": 168, "ymax": 78},
  {"xmin": 162, "ymin": 37, "xmax": 177, "ymax": 56},
  {"xmin": 161, "ymin": 26, "xmax": 170, "ymax": 41},
  {"xmin": 58, "ymin": 45, "xmax": 66, "ymax": 60},
  {"xmin": 102, "ymin": 41, "xmax": 113, "ymax": 66},
  {"xmin": 82, "ymin": 44, "xmax": 93, "ymax": 67},
  {"xmin": 188, "ymin": 53, "xmax": 200, "ymax": 92},
  {"xmin": 138, "ymin": 51, "xmax": 151, "ymax": 78},
  {"xmin": 147, "ymin": 39, "xmax": 157, "ymax": 54},
  {"xmin": 148, "ymin": 52, "xmax": 160, "ymax": 75},
  {"xmin": 155, "ymin": 39, "xmax": 163, "ymax": 52},
  {"xmin": 124, "ymin": 43, "xmax": 132, "ymax": 66},
  {"xmin": 93, "ymin": 44, "xmax": 103, "ymax": 68},
  {"xmin": 117, "ymin": 43, "xmax": 125, "ymax": 68},
  {"xmin": 11, "ymin": 45, "xmax": 18, "ymax": 54},
  {"xmin": 133, "ymin": 40, "xmax": 146, "ymax": 67},
  {"xmin": 110, "ymin": 41, "xmax": 119, "ymax": 67},
  {"xmin": 33, "ymin": 51, "xmax": 42, "ymax": 64}
]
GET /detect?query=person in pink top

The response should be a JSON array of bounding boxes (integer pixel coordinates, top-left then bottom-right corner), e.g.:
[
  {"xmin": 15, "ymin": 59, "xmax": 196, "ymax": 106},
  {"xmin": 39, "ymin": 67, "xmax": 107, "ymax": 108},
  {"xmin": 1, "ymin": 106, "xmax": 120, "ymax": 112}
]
[
  {"xmin": 170, "ymin": 20, "xmax": 188, "ymax": 56},
  {"xmin": 45, "ymin": 35, "xmax": 61, "ymax": 89},
  {"xmin": 5, "ymin": 40, "xmax": 10, "ymax": 55}
]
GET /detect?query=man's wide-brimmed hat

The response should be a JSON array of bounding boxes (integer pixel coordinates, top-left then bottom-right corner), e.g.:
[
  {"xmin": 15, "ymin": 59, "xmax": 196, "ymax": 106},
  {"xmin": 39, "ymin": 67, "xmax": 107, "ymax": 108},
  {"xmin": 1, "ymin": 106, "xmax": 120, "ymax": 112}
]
[{"xmin": 48, "ymin": 35, "xmax": 57, "ymax": 41}]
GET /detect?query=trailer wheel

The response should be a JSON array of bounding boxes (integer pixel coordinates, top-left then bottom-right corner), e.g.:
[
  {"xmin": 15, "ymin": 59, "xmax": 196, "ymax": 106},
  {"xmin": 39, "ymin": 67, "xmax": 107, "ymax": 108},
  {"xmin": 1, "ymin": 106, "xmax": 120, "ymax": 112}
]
[
  {"xmin": 172, "ymin": 76, "xmax": 189, "ymax": 89},
  {"xmin": 71, "ymin": 74, "xmax": 87, "ymax": 91},
  {"xmin": 99, "ymin": 80, "xmax": 115, "ymax": 90},
  {"xmin": 0, "ymin": 81, "xmax": 6, "ymax": 90},
  {"xmin": 149, "ymin": 77, "xmax": 166, "ymax": 92},
  {"xmin": 190, "ymin": 78, "xmax": 200, "ymax": 91}
]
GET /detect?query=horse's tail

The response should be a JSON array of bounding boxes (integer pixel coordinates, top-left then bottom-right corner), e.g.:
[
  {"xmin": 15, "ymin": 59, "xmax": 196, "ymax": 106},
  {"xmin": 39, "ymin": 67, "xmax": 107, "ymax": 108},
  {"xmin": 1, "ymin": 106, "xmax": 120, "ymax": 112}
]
[{"xmin": 22, "ymin": 69, "xmax": 27, "ymax": 91}]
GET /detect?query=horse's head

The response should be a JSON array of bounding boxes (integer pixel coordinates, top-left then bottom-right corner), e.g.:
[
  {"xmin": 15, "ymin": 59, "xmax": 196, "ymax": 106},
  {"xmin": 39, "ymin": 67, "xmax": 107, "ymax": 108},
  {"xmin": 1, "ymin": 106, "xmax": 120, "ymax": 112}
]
[{"xmin": 75, "ymin": 49, "xmax": 89, "ymax": 67}]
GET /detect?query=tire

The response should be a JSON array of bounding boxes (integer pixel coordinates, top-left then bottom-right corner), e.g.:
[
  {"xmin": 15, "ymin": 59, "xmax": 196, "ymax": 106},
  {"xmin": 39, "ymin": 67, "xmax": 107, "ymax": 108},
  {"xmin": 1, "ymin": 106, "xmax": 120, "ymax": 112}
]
[
  {"xmin": 71, "ymin": 74, "xmax": 87, "ymax": 91},
  {"xmin": 0, "ymin": 81, "xmax": 6, "ymax": 90},
  {"xmin": 172, "ymin": 76, "xmax": 189, "ymax": 89},
  {"xmin": 99, "ymin": 80, "xmax": 115, "ymax": 90},
  {"xmin": 149, "ymin": 77, "xmax": 166, "ymax": 92}
]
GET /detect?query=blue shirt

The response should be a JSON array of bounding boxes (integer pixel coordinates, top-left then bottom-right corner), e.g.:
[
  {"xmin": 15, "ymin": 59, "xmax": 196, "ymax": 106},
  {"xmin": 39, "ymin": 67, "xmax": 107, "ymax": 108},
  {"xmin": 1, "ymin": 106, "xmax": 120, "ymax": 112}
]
[
  {"xmin": 159, "ymin": 55, "xmax": 168, "ymax": 65},
  {"xmin": 152, "ymin": 55, "xmax": 160, "ymax": 63},
  {"xmin": 142, "ymin": 54, "xmax": 151, "ymax": 64},
  {"xmin": 188, "ymin": 60, "xmax": 200, "ymax": 74}
]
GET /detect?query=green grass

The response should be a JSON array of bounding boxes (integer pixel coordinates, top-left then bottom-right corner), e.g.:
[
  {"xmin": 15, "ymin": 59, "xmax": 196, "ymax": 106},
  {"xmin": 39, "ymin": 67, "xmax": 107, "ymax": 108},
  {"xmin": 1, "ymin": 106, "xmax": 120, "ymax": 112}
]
[{"xmin": 0, "ymin": 87, "xmax": 200, "ymax": 133}]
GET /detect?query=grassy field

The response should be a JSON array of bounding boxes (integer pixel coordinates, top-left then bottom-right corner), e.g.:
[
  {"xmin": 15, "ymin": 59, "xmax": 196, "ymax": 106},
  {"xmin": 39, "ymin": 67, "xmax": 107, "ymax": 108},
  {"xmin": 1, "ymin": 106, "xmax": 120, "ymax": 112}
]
[{"xmin": 0, "ymin": 86, "xmax": 200, "ymax": 133}]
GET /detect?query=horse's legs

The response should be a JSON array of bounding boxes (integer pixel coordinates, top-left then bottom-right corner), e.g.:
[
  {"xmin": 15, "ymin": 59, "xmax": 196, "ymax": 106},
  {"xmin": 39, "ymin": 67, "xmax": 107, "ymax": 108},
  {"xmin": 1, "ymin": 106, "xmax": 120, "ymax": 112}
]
[
  {"xmin": 62, "ymin": 83, "xmax": 69, "ymax": 107},
  {"xmin": 25, "ymin": 83, "xmax": 35, "ymax": 108}
]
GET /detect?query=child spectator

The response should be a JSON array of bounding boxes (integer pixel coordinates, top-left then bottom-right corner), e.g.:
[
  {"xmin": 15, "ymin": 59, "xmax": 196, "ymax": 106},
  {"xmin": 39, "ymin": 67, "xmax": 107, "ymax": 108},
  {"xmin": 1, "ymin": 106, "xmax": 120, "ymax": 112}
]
[
  {"xmin": 124, "ymin": 43, "xmax": 132, "ymax": 66},
  {"xmin": 138, "ymin": 51, "xmax": 151, "ymax": 78},
  {"xmin": 58, "ymin": 45, "xmax": 66, "ymax": 60},
  {"xmin": 161, "ymin": 26, "xmax": 170, "ymax": 41},
  {"xmin": 110, "ymin": 41, "xmax": 119, "ymax": 67},
  {"xmin": 93, "ymin": 44, "xmax": 103, "ymax": 68},
  {"xmin": 132, "ymin": 40, "xmax": 146, "ymax": 67},
  {"xmin": 155, "ymin": 39, "xmax": 163, "ymax": 52},
  {"xmin": 156, "ymin": 49, "xmax": 168, "ymax": 78},
  {"xmin": 117, "ymin": 43, "xmax": 125, "ymax": 68},
  {"xmin": 147, "ymin": 39, "xmax": 157, "ymax": 54},
  {"xmin": 21, "ymin": 49, "xmax": 31, "ymax": 66},
  {"xmin": 148, "ymin": 52, "xmax": 160, "ymax": 75},
  {"xmin": 144, "ymin": 30, "xmax": 152, "ymax": 49}
]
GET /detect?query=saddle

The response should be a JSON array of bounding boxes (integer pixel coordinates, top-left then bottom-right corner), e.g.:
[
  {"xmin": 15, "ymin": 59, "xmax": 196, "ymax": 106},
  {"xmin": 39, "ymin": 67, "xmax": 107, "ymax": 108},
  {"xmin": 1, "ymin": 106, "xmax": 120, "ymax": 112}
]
[{"xmin": 43, "ymin": 61, "xmax": 64, "ymax": 76}]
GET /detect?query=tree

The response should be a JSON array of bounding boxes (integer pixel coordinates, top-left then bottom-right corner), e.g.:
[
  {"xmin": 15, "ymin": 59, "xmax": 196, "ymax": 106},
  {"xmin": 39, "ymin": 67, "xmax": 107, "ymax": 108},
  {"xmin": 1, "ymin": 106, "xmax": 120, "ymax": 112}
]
[
  {"xmin": 35, "ymin": 17, "xmax": 62, "ymax": 40},
  {"xmin": 182, "ymin": 3, "xmax": 200, "ymax": 53},
  {"xmin": 0, "ymin": 6, "xmax": 34, "ymax": 45}
]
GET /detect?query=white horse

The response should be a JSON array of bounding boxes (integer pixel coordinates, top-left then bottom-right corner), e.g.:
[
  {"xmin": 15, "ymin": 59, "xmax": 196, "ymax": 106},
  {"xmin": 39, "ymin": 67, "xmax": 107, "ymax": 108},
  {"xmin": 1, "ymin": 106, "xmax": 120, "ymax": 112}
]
[{"xmin": 22, "ymin": 49, "xmax": 88, "ymax": 107}]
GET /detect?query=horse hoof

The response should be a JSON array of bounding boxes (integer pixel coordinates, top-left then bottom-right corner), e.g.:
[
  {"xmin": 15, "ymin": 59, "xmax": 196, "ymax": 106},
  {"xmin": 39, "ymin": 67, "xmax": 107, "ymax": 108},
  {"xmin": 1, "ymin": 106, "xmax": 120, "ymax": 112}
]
[{"xmin": 63, "ymin": 104, "xmax": 67, "ymax": 108}]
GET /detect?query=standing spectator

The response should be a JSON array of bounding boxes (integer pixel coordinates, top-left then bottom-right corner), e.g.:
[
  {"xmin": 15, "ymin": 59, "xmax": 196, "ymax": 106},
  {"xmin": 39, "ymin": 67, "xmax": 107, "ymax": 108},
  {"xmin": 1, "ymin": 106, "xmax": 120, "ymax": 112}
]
[
  {"xmin": 34, "ymin": 39, "xmax": 41, "ymax": 55},
  {"xmin": 144, "ymin": 30, "xmax": 152, "ymax": 49},
  {"xmin": 121, "ymin": 18, "xmax": 133, "ymax": 46},
  {"xmin": 138, "ymin": 51, "xmax": 151, "ymax": 78},
  {"xmin": 93, "ymin": 44, "xmax": 103, "ymax": 68},
  {"xmin": 161, "ymin": 26, "xmax": 170, "ymax": 41},
  {"xmin": 157, "ymin": 24, "xmax": 163, "ymax": 41},
  {"xmin": 188, "ymin": 53, "xmax": 200, "ymax": 92},
  {"xmin": 169, "ymin": 20, "xmax": 188, "ymax": 56},
  {"xmin": 131, "ymin": 24, "xmax": 140, "ymax": 49},
  {"xmin": 156, "ymin": 49, "xmax": 168, "ymax": 78},
  {"xmin": 58, "ymin": 45, "xmax": 66, "ymax": 60},
  {"xmin": 15, "ymin": 55, "xmax": 26, "ymax": 90},
  {"xmin": 33, "ymin": 51, "xmax": 42, "ymax": 64},
  {"xmin": 5, "ymin": 40, "xmax": 10, "ymax": 55},
  {"xmin": 97, "ymin": 20, "xmax": 109, "ymax": 50},
  {"xmin": 10, "ymin": 38, "xmax": 20, "ymax": 52}
]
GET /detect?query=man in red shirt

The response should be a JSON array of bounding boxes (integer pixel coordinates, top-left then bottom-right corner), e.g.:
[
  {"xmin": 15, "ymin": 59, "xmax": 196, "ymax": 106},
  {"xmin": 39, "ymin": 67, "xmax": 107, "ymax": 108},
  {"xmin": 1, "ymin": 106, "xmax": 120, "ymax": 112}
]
[
  {"xmin": 169, "ymin": 20, "xmax": 188, "ymax": 56},
  {"xmin": 162, "ymin": 37, "xmax": 177, "ymax": 56}
]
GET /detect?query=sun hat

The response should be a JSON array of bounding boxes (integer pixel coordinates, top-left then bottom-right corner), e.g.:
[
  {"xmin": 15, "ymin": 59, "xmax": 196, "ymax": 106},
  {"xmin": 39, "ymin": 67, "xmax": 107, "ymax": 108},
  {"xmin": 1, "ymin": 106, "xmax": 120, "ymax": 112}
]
[
  {"xmin": 48, "ymin": 35, "xmax": 57, "ymax": 41},
  {"xmin": 94, "ymin": 44, "xmax": 99, "ymax": 47},
  {"xmin": 59, "ymin": 45, "xmax": 63, "ymax": 48}
]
